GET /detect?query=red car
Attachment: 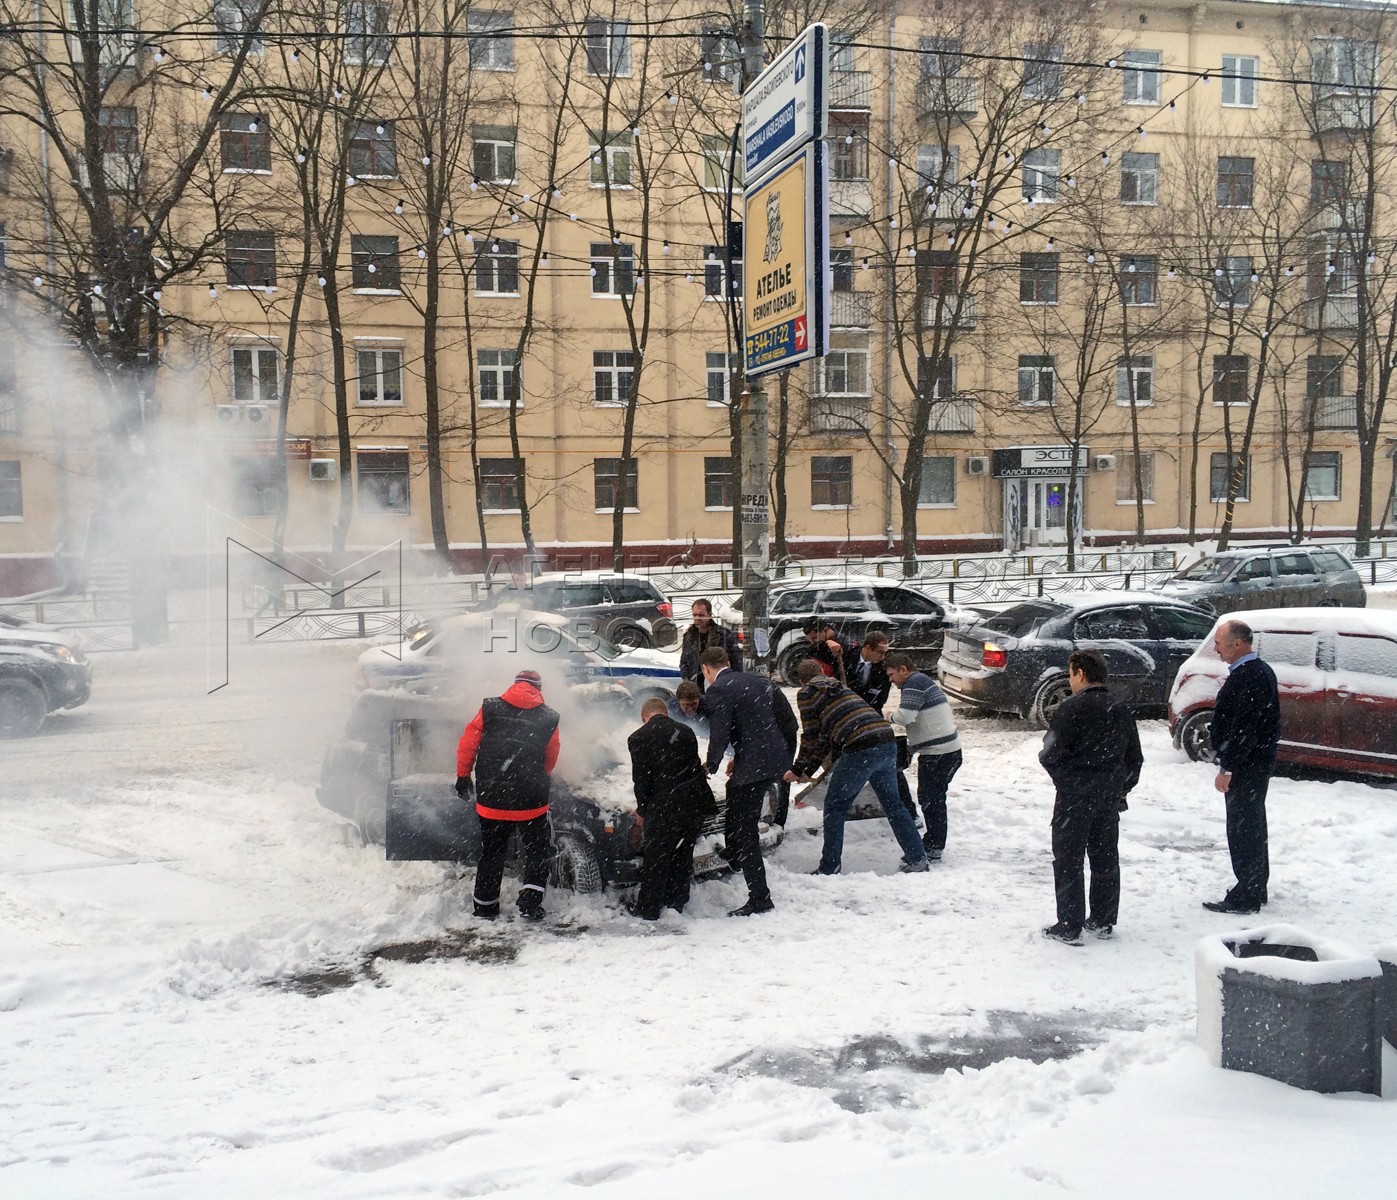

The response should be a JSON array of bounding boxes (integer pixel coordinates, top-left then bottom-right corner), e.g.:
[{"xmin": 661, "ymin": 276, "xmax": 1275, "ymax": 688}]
[{"xmin": 1168, "ymin": 608, "xmax": 1397, "ymax": 780}]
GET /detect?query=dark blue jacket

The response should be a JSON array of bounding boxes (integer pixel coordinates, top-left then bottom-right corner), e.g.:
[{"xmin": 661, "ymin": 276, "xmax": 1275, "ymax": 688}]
[
  {"xmin": 704, "ymin": 668, "xmax": 795, "ymax": 786},
  {"xmin": 1211, "ymin": 656, "xmax": 1280, "ymax": 775},
  {"xmin": 1039, "ymin": 685, "xmax": 1143, "ymax": 799}
]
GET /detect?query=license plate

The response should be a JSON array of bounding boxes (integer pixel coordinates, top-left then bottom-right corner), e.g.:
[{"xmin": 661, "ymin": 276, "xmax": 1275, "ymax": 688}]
[{"xmin": 941, "ymin": 673, "xmax": 964, "ymax": 690}]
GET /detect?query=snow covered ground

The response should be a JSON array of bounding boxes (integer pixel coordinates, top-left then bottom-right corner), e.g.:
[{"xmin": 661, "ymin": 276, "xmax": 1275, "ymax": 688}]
[{"xmin": 3, "ymin": 630, "xmax": 1397, "ymax": 1198}]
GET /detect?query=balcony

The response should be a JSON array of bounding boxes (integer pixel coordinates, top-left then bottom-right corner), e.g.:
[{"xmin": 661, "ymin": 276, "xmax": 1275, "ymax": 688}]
[
  {"xmin": 829, "ymin": 178, "xmax": 873, "ymax": 217},
  {"xmin": 810, "ymin": 395, "xmax": 869, "ymax": 434},
  {"xmin": 921, "ymin": 292, "xmax": 978, "ymax": 329},
  {"xmin": 829, "ymin": 70, "xmax": 872, "ymax": 111},
  {"xmin": 829, "ymin": 290, "xmax": 872, "ymax": 328},
  {"xmin": 1310, "ymin": 199, "xmax": 1365, "ymax": 231},
  {"xmin": 1310, "ymin": 86, "xmax": 1375, "ymax": 135},
  {"xmin": 927, "ymin": 394, "xmax": 977, "ymax": 433},
  {"xmin": 1304, "ymin": 295, "xmax": 1359, "ymax": 331},
  {"xmin": 1309, "ymin": 393, "xmax": 1358, "ymax": 430},
  {"xmin": 917, "ymin": 74, "xmax": 980, "ymax": 120}
]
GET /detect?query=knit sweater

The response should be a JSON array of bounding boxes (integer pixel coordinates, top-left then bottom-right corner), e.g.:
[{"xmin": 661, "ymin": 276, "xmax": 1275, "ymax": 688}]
[
  {"xmin": 792, "ymin": 676, "xmax": 894, "ymax": 777},
  {"xmin": 889, "ymin": 670, "xmax": 962, "ymax": 756}
]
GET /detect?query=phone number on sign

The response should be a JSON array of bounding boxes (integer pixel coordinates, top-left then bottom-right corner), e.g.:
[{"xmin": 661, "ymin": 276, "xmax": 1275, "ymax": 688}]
[{"xmin": 746, "ymin": 320, "xmax": 794, "ymax": 367}]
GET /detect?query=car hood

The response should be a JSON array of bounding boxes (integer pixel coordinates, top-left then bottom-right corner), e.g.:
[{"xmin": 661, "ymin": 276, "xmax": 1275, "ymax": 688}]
[
  {"xmin": 595, "ymin": 647, "xmax": 682, "ymax": 677},
  {"xmin": 0, "ymin": 626, "xmax": 82, "ymax": 652}
]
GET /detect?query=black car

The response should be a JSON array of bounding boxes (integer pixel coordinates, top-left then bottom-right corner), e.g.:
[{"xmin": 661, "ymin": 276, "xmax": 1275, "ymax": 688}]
[
  {"xmin": 480, "ymin": 572, "xmax": 678, "ymax": 649},
  {"xmin": 936, "ymin": 592, "xmax": 1215, "ymax": 727},
  {"xmin": 0, "ymin": 615, "xmax": 94, "ymax": 738}
]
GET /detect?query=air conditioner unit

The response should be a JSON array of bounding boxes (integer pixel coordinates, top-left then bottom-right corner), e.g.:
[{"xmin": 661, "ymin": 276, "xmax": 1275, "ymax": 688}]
[
  {"xmin": 309, "ymin": 458, "xmax": 338, "ymax": 481},
  {"xmin": 965, "ymin": 456, "xmax": 990, "ymax": 476},
  {"xmin": 243, "ymin": 404, "xmax": 269, "ymax": 423},
  {"xmin": 215, "ymin": 404, "xmax": 240, "ymax": 423},
  {"xmin": 1093, "ymin": 454, "xmax": 1117, "ymax": 472}
]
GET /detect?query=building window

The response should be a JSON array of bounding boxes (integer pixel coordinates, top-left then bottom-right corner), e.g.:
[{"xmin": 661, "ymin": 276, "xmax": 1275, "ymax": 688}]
[
  {"xmin": 706, "ymin": 351, "xmax": 737, "ymax": 406},
  {"xmin": 1116, "ymin": 355, "xmax": 1154, "ymax": 406},
  {"xmin": 225, "ymin": 231, "xmax": 276, "ymax": 288},
  {"xmin": 468, "ymin": 9, "xmax": 514, "ymax": 71},
  {"xmin": 920, "ymin": 36, "xmax": 962, "ymax": 79},
  {"xmin": 917, "ymin": 456, "xmax": 956, "ymax": 507},
  {"xmin": 1115, "ymin": 451, "xmax": 1156, "ymax": 503},
  {"xmin": 1304, "ymin": 451, "xmax": 1341, "ymax": 501},
  {"xmin": 1119, "ymin": 255, "xmax": 1157, "ymax": 305},
  {"xmin": 915, "ymin": 144, "xmax": 960, "ymax": 212},
  {"xmin": 76, "ymin": 0, "xmax": 136, "ymax": 67},
  {"xmin": 1018, "ymin": 355, "xmax": 1055, "ymax": 406},
  {"xmin": 1210, "ymin": 452, "xmax": 1249, "ymax": 502},
  {"xmin": 918, "ymin": 354, "xmax": 955, "ymax": 399},
  {"xmin": 589, "ymin": 129, "xmax": 633, "ymax": 187},
  {"xmin": 1121, "ymin": 49, "xmax": 1162, "ymax": 104},
  {"xmin": 475, "ymin": 238, "xmax": 519, "ymax": 295},
  {"xmin": 585, "ymin": 20, "xmax": 631, "ymax": 76},
  {"xmin": 1311, "ymin": 37, "xmax": 1377, "ymax": 88},
  {"xmin": 703, "ymin": 245, "xmax": 742, "ymax": 299},
  {"xmin": 811, "ymin": 456, "xmax": 852, "ymax": 507},
  {"xmin": 918, "ymin": 250, "xmax": 958, "ymax": 296},
  {"xmin": 1214, "ymin": 256, "xmax": 1252, "ymax": 307},
  {"xmin": 479, "ymin": 458, "xmax": 523, "ymax": 511},
  {"xmin": 220, "ymin": 113, "xmax": 270, "ymax": 172},
  {"xmin": 817, "ymin": 339, "xmax": 869, "ymax": 397},
  {"xmin": 591, "ymin": 242, "xmax": 635, "ymax": 296},
  {"xmin": 345, "ymin": 2, "xmax": 391, "ymax": 65},
  {"xmin": 704, "ymin": 457, "xmax": 733, "ymax": 508},
  {"xmin": 593, "ymin": 350, "xmax": 635, "ymax": 406},
  {"xmin": 1023, "ymin": 42, "xmax": 1063, "ymax": 100},
  {"xmin": 1019, "ymin": 252, "xmax": 1059, "ymax": 303},
  {"xmin": 213, "ymin": 0, "xmax": 264, "ymax": 55},
  {"xmin": 1307, "ymin": 236, "xmax": 1357, "ymax": 299},
  {"xmin": 357, "ymin": 450, "xmax": 409, "ymax": 514},
  {"xmin": 593, "ymin": 457, "xmax": 638, "ymax": 511},
  {"xmin": 0, "ymin": 460, "xmax": 20, "ymax": 518},
  {"xmin": 356, "ymin": 346, "xmax": 404, "ymax": 406},
  {"xmin": 1217, "ymin": 156, "xmax": 1254, "ymax": 207},
  {"xmin": 1022, "ymin": 148, "xmax": 1060, "ymax": 202},
  {"xmin": 829, "ymin": 30, "xmax": 855, "ymax": 72},
  {"xmin": 348, "ymin": 120, "xmax": 397, "ymax": 178},
  {"xmin": 1213, "ymin": 355, "xmax": 1250, "ymax": 406},
  {"xmin": 1310, "ymin": 160, "xmax": 1348, "ymax": 205},
  {"xmin": 231, "ymin": 344, "xmax": 279, "ymax": 403},
  {"xmin": 471, "ymin": 124, "xmax": 516, "ymax": 183},
  {"xmin": 0, "ymin": 347, "xmax": 19, "ymax": 434},
  {"xmin": 700, "ymin": 133, "xmax": 739, "ymax": 192},
  {"xmin": 351, "ymin": 235, "xmax": 400, "ymax": 290},
  {"xmin": 831, "ymin": 247, "xmax": 854, "ymax": 292},
  {"xmin": 478, "ymin": 348, "xmax": 518, "ymax": 407},
  {"xmin": 1306, "ymin": 355, "xmax": 1347, "ymax": 428},
  {"xmin": 232, "ymin": 458, "xmax": 282, "ymax": 517},
  {"xmin": 699, "ymin": 26, "xmax": 740, "ymax": 85},
  {"xmin": 1222, "ymin": 55, "xmax": 1259, "ymax": 107},
  {"xmin": 1120, "ymin": 152, "xmax": 1158, "ymax": 204},
  {"xmin": 830, "ymin": 115, "xmax": 869, "ymax": 180}
]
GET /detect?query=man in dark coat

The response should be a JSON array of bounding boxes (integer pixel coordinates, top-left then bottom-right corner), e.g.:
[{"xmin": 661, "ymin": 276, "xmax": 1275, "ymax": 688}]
[
  {"xmin": 702, "ymin": 646, "xmax": 794, "ymax": 916},
  {"xmin": 1203, "ymin": 618, "xmax": 1281, "ymax": 915},
  {"xmin": 456, "ymin": 669, "xmax": 560, "ymax": 921},
  {"xmin": 627, "ymin": 697, "xmax": 718, "ymax": 919},
  {"xmin": 803, "ymin": 617, "xmax": 859, "ymax": 684},
  {"xmin": 1038, "ymin": 649, "xmax": 1143, "ymax": 945},
  {"xmin": 848, "ymin": 630, "xmax": 893, "ymax": 712},
  {"xmin": 668, "ymin": 680, "xmax": 710, "ymax": 737},
  {"xmin": 678, "ymin": 598, "xmax": 743, "ymax": 692}
]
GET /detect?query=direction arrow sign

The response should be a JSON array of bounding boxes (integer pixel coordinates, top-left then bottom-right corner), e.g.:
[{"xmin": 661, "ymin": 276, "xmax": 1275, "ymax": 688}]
[{"xmin": 741, "ymin": 23, "xmax": 827, "ymax": 178}]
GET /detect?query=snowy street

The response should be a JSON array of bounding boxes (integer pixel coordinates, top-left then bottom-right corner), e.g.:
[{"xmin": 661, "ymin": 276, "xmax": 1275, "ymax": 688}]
[{"xmin": 3, "ymin": 635, "xmax": 1397, "ymax": 1198}]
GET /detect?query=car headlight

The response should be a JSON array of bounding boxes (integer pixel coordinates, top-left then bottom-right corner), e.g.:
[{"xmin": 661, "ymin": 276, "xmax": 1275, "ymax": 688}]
[{"xmin": 38, "ymin": 643, "xmax": 77, "ymax": 662}]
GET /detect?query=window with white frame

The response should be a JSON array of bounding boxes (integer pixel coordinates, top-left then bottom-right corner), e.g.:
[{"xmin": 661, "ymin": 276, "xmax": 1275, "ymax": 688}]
[
  {"xmin": 585, "ymin": 20, "xmax": 631, "ymax": 76},
  {"xmin": 347, "ymin": 120, "xmax": 397, "ymax": 178},
  {"xmin": 918, "ymin": 354, "xmax": 955, "ymax": 399},
  {"xmin": 593, "ymin": 350, "xmax": 635, "ymax": 406},
  {"xmin": 1311, "ymin": 37, "xmax": 1378, "ymax": 88},
  {"xmin": 700, "ymin": 134, "xmax": 739, "ymax": 192},
  {"xmin": 830, "ymin": 114, "xmax": 869, "ymax": 180},
  {"xmin": 475, "ymin": 237, "xmax": 519, "ymax": 294},
  {"xmin": 1213, "ymin": 355, "xmax": 1250, "ymax": 406},
  {"xmin": 1310, "ymin": 159, "xmax": 1348, "ymax": 204},
  {"xmin": 225, "ymin": 230, "xmax": 276, "ymax": 288},
  {"xmin": 1023, "ymin": 42, "xmax": 1063, "ymax": 100},
  {"xmin": 1116, "ymin": 355, "xmax": 1154, "ymax": 406},
  {"xmin": 70, "ymin": 0, "xmax": 136, "ymax": 67},
  {"xmin": 478, "ymin": 348, "xmax": 518, "ymax": 407},
  {"xmin": 1121, "ymin": 49, "xmax": 1162, "ymax": 104},
  {"xmin": 0, "ymin": 345, "xmax": 18, "ymax": 434},
  {"xmin": 1217, "ymin": 156, "xmax": 1254, "ymax": 207},
  {"xmin": 703, "ymin": 245, "xmax": 742, "ymax": 299},
  {"xmin": 699, "ymin": 26, "xmax": 740, "ymax": 85},
  {"xmin": 1307, "ymin": 236, "xmax": 1357, "ymax": 299},
  {"xmin": 831, "ymin": 246, "xmax": 854, "ymax": 291},
  {"xmin": 1222, "ymin": 55, "xmax": 1258, "ymax": 106},
  {"xmin": 704, "ymin": 456, "xmax": 733, "ymax": 508},
  {"xmin": 357, "ymin": 450, "xmax": 409, "ymax": 514},
  {"xmin": 829, "ymin": 30, "xmax": 855, "ymax": 72},
  {"xmin": 356, "ymin": 345, "xmax": 403, "ymax": 406},
  {"xmin": 214, "ymin": 0, "xmax": 264, "ymax": 55},
  {"xmin": 471, "ymin": 125, "xmax": 516, "ymax": 183},
  {"xmin": 231, "ymin": 457, "xmax": 282, "ymax": 517},
  {"xmin": 468, "ymin": 9, "xmax": 514, "ymax": 71},
  {"xmin": 591, "ymin": 242, "xmax": 635, "ymax": 296},
  {"xmin": 0, "ymin": 459, "xmax": 18, "ymax": 518},
  {"xmin": 811, "ymin": 456, "xmax": 852, "ymax": 507},
  {"xmin": 1018, "ymin": 355, "xmax": 1055, "ymax": 406},
  {"xmin": 1210, "ymin": 452, "xmax": 1249, "ymax": 502},
  {"xmin": 1115, "ymin": 451, "xmax": 1155, "ymax": 502},
  {"xmin": 816, "ymin": 336, "xmax": 869, "ymax": 396},
  {"xmin": 706, "ymin": 351, "xmax": 737, "ymax": 406},
  {"xmin": 1214, "ymin": 256, "xmax": 1252, "ymax": 307},
  {"xmin": 1119, "ymin": 255, "xmax": 1156, "ymax": 305},
  {"xmin": 593, "ymin": 457, "xmax": 638, "ymax": 510},
  {"xmin": 920, "ymin": 36, "xmax": 962, "ymax": 79},
  {"xmin": 915, "ymin": 143, "xmax": 960, "ymax": 207},
  {"xmin": 479, "ymin": 457, "xmax": 523, "ymax": 510},
  {"xmin": 1304, "ymin": 451, "xmax": 1341, "ymax": 501},
  {"xmin": 917, "ymin": 456, "xmax": 956, "ymax": 506},
  {"xmin": 1022, "ymin": 148, "xmax": 1059, "ymax": 202},
  {"xmin": 345, "ymin": 2, "xmax": 391, "ymax": 65},
  {"xmin": 97, "ymin": 105, "xmax": 139, "ymax": 188},
  {"xmin": 589, "ymin": 130, "xmax": 633, "ymax": 186},
  {"xmin": 231, "ymin": 343, "xmax": 279, "ymax": 404},
  {"xmin": 351, "ymin": 234, "xmax": 400, "ymax": 290},
  {"xmin": 1120, "ymin": 152, "xmax": 1158, "ymax": 204},
  {"xmin": 220, "ymin": 112, "xmax": 270, "ymax": 172}
]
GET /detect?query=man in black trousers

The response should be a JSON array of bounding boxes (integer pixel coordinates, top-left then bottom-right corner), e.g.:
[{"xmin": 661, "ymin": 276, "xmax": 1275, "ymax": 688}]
[
  {"xmin": 627, "ymin": 697, "xmax": 718, "ymax": 920},
  {"xmin": 701, "ymin": 646, "xmax": 794, "ymax": 916},
  {"xmin": 1038, "ymin": 649, "xmax": 1143, "ymax": 945},
  {"xmin": 1203, "ymin": 618, "xmax": 1281, "ymax": 916}
]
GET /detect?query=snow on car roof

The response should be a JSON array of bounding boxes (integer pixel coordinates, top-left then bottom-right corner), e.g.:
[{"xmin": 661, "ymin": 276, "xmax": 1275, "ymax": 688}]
[
  {"xmin": 1212, "ymin": 607, "xmax": 1397, "ymax": 638},
  {"xmin": 1038, "ymin": 590, "xmax": 1201, "ymax": 611},
  {"xmin": 439, "ymin": 607, "xmax": 570, "ymax": 629}
]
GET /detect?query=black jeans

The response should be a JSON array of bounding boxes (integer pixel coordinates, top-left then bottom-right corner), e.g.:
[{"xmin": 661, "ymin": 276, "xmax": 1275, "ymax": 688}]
[
  {"xmin": 724, "ymin": 778, "xmax": 773, "ymax": 906},
  {"xmin": 1051, "ymin": 790, "xmax": 1120, "ymax": 930},
  {"xmin": 475, "ymin": 813, "xmax": 553, "ymax": 914},
  {"xmin": 1224, "ymin": 770, "xmax": 1270, "ymax": 908},
  {"xmin": 636, "ymin": 806, "xmax": 702, "ymax": 918},
  {"xmin": 917, "ymin": 751, "xmax": 962, "ymax": 852}
]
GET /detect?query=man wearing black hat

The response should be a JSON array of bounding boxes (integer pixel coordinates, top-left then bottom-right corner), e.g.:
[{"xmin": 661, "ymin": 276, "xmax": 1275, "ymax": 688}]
[{"xmin": 456, "ymin": 669, "xmax": 561, "ymax": 921}]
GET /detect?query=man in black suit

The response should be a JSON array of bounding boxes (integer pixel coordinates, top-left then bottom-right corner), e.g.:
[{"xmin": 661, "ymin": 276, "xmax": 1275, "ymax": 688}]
[
  {"xmin": 627, "ymin": 697, "xmax": 718, "ymax": 920},
  {"xmin": 702, "ymin": 646, "xmax": 795, "ymax": 916},
  {"xmin": 1203, "ymin": 619, "xmax": 1281, "ymax": 915},
  {"xmin": 848, "ymin": 631, "xmax": 893, "ymax": 712}
]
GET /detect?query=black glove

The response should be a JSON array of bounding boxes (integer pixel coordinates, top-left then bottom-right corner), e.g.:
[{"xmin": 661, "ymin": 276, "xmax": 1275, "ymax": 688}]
[
  {"xmin": 455, "ymin": 776, "xmax": 474, "ymax": 801},
  {"xmin": 1118, "ymin": 796, "xmax": 1129, "ymax": 813}
]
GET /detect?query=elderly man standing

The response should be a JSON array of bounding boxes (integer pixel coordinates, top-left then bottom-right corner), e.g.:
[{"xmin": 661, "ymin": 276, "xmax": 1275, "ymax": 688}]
[
  {"xmin": 1203, "ymin": 618, "xmax": 1280, "ymax": 916},
  {"xmin": 679, "ymin": 598, "xmax": 743, "ymax": 691}
]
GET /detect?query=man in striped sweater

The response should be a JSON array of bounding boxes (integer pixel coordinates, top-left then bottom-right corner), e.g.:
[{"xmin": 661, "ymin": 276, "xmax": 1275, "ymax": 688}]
[
  {"xmin": 784, "ymin": 660, "xmax": 931, "ymax": 876},
  {"xmin": 886, "ymin": 653, "xmax": 962, "ymax": 862}
]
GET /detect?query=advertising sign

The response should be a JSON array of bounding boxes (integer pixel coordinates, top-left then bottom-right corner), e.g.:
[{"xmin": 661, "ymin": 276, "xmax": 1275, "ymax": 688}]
[
  {"xmin": 741, "ymin": 23, "xmax": 827, "ymax": 177},
  {"xmin": 742, "ymin": 141, "xmax": 828, "ymax": 378},
  {"xmin": 991, "ymin": 446, "xmax": 1091, "ymax": 478}
]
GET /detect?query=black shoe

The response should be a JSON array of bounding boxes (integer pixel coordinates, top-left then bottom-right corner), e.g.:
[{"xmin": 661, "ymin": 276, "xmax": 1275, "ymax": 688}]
[
  {"xmin": 1042, "ymin": 922, "xmax": 1084, "ymax": 946},
  {"xmin": 518, "ymin": 907, "xmax": 546, "ymax": 922},
  {"xmin": 728, "ymin": 898, "xmax": 775, "ymax": 917},
  {"xmin": 808, "ymin": 866, "xmax": 840, "ymax": 876},
  {"xmin": 1202, "ymin": 898, "xmax": 1260, "ymax": 915},
  {"xmin": 1083, "ymin": 917, "xmax": 1114, "ymax": 940},
  {"xmin": 473, "ymin": 904, "xmax": 499, "ymax": 921}
]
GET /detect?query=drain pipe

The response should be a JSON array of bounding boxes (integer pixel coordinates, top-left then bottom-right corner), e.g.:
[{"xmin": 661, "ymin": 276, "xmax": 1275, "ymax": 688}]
[{"xmin": 883, "ymin": 7, "xmax": 898, "ymax": 555}]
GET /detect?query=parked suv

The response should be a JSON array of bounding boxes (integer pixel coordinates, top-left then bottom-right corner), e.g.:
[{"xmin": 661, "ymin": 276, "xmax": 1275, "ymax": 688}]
[
  {"xmin": 480, "ymin": 571, "xmax": 677, "ymax": 648},
  {"xmin": 0, "ymin": 614, "xmax": 94, "ymax": 738},
  {"xmin": 1152, "ymin": 545, "xmax": 1365, "ymax": 614}
]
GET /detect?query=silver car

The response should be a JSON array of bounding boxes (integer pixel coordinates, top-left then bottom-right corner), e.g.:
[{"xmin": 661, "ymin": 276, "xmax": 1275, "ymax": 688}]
[{"xmin": 1152, "ymin": 546, "xmax": 1366, "ymax": 614}]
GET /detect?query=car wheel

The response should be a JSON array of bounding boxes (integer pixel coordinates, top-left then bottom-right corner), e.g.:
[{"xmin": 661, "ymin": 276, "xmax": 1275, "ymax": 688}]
[
  {"xmin": 1030, "ymin": 674, "xmax": 1072, "ymax": 729},
  {"xmin": 776, "ymin": 642, "xmax": 811, "ymax": 685},
  {"xmin": 1317, "ymin": 598, "xmax": 1342, "ymax": 608},
  {"xmin": 351, "ymin": 784, "xmax": 387, "ymax": 847},
  {"xmin": 551, "ymin": 831, "xmax": 604, "ymax": 894},
  {"xmin": 0, "ymin": 678, "xmax": 46, "ymax": 739},
  {"xmin": 1177, "ymin": 709, "xmax": 1216, "ymax": 763},
  {"xmin": 609, "ymin": 622, "xmax": 653, "ymax": 650}
]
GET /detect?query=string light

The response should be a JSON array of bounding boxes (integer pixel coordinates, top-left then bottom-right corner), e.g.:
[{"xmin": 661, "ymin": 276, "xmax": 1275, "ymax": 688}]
[
  {"xmin": 417, "ymin": 248, "xmax": 426, "ymax": 258},
  {"xmin": 296, "ymin": 151, "xmax": 307, "ymax": 164},
  {"xmin": 422, "ymin": 155, "xmax": 431, "ymax": 166},
  {"xmin": 317, "ymin": 276, "xmax": 326, "ymax": 287},
  {"xmin": 1136, "ymin": 126, "xmax": 1146, "ymax": 138},
  {"xmin": 906, "ymin": 246, "xmax": 916, "ymax": 256},
  {"xmin": 662, "ymin": 240, "xmax": 670, "ymax": 254},
  {"xmin": 376, "ymin": 124, "xmax": 385, "ymax": 135},
  {"xmin": 394, "ymin": 202, "xmax": 404, "ymax": 214},
  {"xmin": 844, "ymin": 231, "xmax": 852, "ymax": 245},
  {"xmin": 1086, "ymin": 251, "xmax": 1096, "ymax": 264},
  {"xmin": 208, "ymin": 286, "xmax": 217, "ymax": 298},
  {"xmin": 861, "ymin": 258, "xmax": 869, "ymax": 270}
]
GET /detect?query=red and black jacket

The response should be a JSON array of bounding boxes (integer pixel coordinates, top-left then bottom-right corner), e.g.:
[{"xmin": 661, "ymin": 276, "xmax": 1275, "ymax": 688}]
[{"xmin": 457, "ymin": 681, "xmax": 561, "ymax": 820}]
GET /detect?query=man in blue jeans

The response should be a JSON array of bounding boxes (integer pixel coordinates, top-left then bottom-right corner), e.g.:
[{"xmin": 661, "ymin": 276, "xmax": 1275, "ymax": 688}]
[{"xmin": 784, "ymin": 659, "xmax": 930, "ymax": 875}]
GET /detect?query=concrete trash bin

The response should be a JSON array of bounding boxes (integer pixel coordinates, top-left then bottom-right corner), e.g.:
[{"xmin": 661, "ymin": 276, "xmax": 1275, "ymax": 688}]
[
  {"xmin": 1196, "ymin": 923, "xmax": 1382, "ymax": 1096},
  {"xmin": 1377, "ymin": 942, "xmax": 1397, "ymax": 1050}
]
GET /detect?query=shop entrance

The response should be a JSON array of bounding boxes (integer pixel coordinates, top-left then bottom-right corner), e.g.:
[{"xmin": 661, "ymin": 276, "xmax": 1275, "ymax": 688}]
[{"xmin": 1019, "ymin": 478, "xmax": 1069, "ymax": 545}]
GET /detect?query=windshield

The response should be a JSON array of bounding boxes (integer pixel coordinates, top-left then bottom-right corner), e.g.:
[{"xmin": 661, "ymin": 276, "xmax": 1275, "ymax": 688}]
[
  {"xmin": 982, "ymin": 602, "xmax": 1066, "ymax": 636},
  {"xmin": 1175, "ymin": 557, "xmax": 1237, "ymax": 582}
]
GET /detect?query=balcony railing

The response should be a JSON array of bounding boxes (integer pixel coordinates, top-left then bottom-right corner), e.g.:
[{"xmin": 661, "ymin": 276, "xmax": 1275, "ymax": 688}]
[
  {"xmin": 1310, "ymin": 85, "xmax": 1375, "ymax": 134},
  {"xmin": 829, "ymin": 70, "xmax": 872, "ymax": 110},
  {"xmin": 1304, "ymin": 295, "xmax": 1360, "ymax": 331},
  {"xmin": 921, "ymin": 184, "xmax": 976, "ymax": 223},
  {"xmin": 921, "ymin": 292, "xmax": 978, "ymax": 329},
  {"xmin": 1310, "ymin": 199, "xmax": 1365, "ymax": 231},
  {"xmin": 810, "ymin": 396, "xmax": 870, "ymax": 434},
  {"xmin": 1309, "ymin": 392, "xmax": 1358, "ymax": 430},
  {"xmin": 828, "ymin": 178, "xmax": 873, "ymax": 217},
  {"xmin": 926, "ymin": 394, "xmax": 977, "ymax": 433},
  {"xmin": 916, "ymin": 74, "xmax": 980, "ymax": 119},
  {"xmin": 829, "ymin": 290, "xmax": 872, "ymax": 328}
]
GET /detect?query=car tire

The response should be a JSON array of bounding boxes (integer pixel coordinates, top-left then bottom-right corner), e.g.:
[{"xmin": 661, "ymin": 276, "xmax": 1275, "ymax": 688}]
[
  {"xmin": 551, "ymin": 831, "xmax": 604, "ymax": 894},
  {"xmin": 776, "ymin": 642, "xmax": 811, "ymax": 685},
  {"xmin": 1317, "ymin": 598, "xmax": 1342, "ymax": 608},
  {"xmin": 1029, "ymin": 674, "xmax": 1072, "ymax": 729},
  {"xmin": 0, "ymin": 677, "xmax": 47, "ymax": 739},
  {"xmin": 1177, "ymin": 709, "xmax": 1216, "ymax": 763},
  {"xmin": 351, "ymin": 783, "xmax": 387, "ymax": 847},
  {"xmin": 609, "ymin": 622, "xmax": 654, "ymax": 651}
]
